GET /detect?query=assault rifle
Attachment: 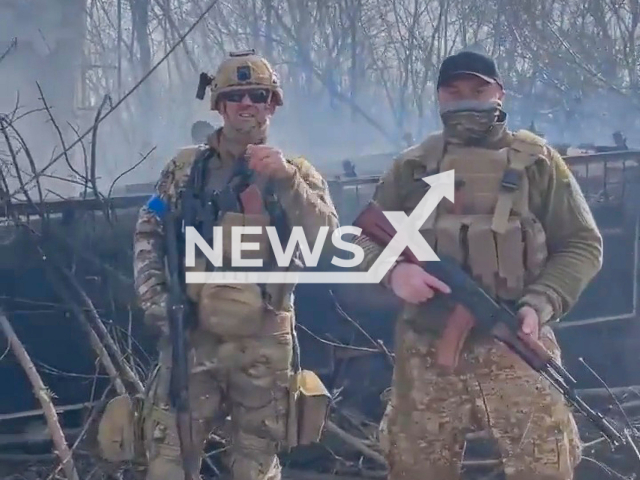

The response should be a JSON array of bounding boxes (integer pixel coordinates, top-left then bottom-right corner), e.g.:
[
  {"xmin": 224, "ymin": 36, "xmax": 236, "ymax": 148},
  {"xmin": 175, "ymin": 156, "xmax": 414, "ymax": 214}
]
[
  {"xmin": 144, "ymin": 155, "xmax": 267, "ymax": 480},
  {"xmin": 215, "ymin": 155, "xmax": 256, "ymax": 213},
  {"xmin": 184, "ymin": 153, "xmax": 258, "ymax": 243},
  {"xmin": 147, "ymin": 196, "xmax": 200, "ymax": 480},
  {"xmin": 353, "ymin": 200, "xmax": 628, "ymax": 448}
]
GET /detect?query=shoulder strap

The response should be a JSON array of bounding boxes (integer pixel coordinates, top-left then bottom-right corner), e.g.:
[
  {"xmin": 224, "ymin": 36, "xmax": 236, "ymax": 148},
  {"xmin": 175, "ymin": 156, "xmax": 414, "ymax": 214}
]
[
  {"xmin": 263, "ymin": 180, "xmax": 291, "ymax": 243},
  {"xmin": 406, "ymin": 132, "xmax": 445, "ymax": 230},
  {"xmin": 181, "ymin": 146, "xmax": 216, "ymax": 234},
  {"xmin": 173, "ymin": 146, "xmax": 200, "ymax": 166},
  {"xmin": 421, "ymin": 131, "xmax": 446, "ymax": 171},
  {"xmin": 398, "ymin": 131, "xmax": 445, "ymax": 177},
  {"xmin": 492, "ymin": 129, "xmax": 546, "ymax": 233},
  {"xmin": 509, "ymin": 129, "xmax": 546, "ymax": 168}
]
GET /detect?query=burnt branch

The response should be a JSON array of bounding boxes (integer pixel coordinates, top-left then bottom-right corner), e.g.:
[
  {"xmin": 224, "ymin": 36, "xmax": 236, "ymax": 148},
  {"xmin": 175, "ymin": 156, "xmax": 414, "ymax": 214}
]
[
  {"xmin": 41, "ymin": 257, "xmax": 128, "ymax": 396},
  {"xmin": 328, "ymin": 289, "xmax": 394, "ymax": 367},
  {"xmin": 90, "ymin": 94, "xmax": 113, "ymax": 204},
  {"xmin": 58, "ymin": 265, "xmax": 145, "ymax": 395},
  {"xmin": 0, "ymin": 309, "xmax": 80, "ymax": 480}
]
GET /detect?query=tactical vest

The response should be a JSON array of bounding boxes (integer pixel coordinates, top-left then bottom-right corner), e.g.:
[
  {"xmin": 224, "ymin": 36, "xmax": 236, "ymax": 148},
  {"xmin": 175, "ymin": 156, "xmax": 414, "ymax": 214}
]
[
  {"xmin": 414, "ymin": 130, "xmax": 548, "ymax": 301},
  {"xmin": 174, "ymin": 146, "xmax": 298, "ymax": 338}
]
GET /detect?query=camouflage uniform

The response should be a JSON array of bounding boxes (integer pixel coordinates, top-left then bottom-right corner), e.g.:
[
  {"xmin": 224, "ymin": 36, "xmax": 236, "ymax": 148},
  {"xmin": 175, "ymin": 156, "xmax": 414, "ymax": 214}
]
[
  {"xmin": 133, "ymin": 52, "xmax": 338, "ymax": 480},
  {"xmin": 354, "ymin": 121, "xmax": 602, "ymax": 479}
]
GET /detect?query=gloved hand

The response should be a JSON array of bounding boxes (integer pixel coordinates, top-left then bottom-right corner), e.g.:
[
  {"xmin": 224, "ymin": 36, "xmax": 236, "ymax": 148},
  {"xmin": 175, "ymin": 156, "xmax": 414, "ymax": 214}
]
[
  {"xmin": 388, "ymin": 262, "xmax": 451, "ymax": 304},
  {"xmin": 143, "ymin": 292, "xmax": 170, "ymax": 337}
]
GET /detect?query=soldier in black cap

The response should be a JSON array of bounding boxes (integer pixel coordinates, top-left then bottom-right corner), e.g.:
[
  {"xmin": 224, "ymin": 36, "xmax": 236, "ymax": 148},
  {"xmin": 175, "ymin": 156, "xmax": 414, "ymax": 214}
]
[
  {"xmin": 354, "ymin": 50, "xmax": 601, "ymax": 479},
  {"xmin": 435, "ymin": 50, "xmax": 507, "ymax": 145}
]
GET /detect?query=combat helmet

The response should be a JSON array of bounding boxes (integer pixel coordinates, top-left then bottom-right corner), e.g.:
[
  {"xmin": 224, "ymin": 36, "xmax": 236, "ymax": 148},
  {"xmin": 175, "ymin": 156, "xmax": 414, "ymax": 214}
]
[{"xmin": 196, "ymin": 49, "xmax": 283, "ymax": 112}]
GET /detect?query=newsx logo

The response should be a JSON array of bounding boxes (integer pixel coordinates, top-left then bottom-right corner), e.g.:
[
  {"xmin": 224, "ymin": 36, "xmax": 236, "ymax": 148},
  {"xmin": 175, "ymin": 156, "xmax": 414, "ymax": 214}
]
[{"xmin": 184, "ymin": 170, "xmax": 455, "ymax": 284}]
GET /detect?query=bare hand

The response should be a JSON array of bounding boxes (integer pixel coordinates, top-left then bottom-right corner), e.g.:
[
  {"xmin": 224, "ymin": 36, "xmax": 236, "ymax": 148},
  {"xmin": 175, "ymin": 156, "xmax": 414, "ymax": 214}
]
[
  {"xmin": 389, "ymin": 262, "xmax": 451, "ymax": 304},
  {"xmin": 518, "ymin": 305, "xmax": 540, "ymax": 339},
  {"xmin": 246, "ymin": 144, "xmax": 295, "ymax": 180}
]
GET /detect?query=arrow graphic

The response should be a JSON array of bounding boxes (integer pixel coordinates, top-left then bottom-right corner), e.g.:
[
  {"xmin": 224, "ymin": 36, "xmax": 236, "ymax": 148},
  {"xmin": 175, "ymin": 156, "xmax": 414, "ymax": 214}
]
[{"xmin": 365, "ymin": 169, "xmax": 455, "ymax": 283}]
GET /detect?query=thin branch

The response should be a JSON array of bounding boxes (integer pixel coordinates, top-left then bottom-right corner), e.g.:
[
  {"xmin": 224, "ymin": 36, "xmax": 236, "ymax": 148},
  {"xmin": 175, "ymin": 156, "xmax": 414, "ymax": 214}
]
[
  {"xmin": 107, "ymin": 146, "xmax": 156, "ymax": 199},
  {"xmin": 40, "ymin": 254, "xmax": 128, "ymax": 396},
  {"xmin": 325, "ymin": 420, "xmax": 388, "ymax": 467},
  {"xmin": 36, "ymin": 82, "xmax": 88, "ymax": 186},
  {"xmin": 11, "ymin": 0, "xmax": 221, "ymax": 198},
  {"xmin": 0, "ymin": 309, "xmax": 80, "ymax": 480},
  {"xmin": 328, "ymin": 289, "xmax": 394, "ymax": 367},
  {"xmin": 59, "ymin": 265, "xmax": 145, "ymax": 395},
  {"xmin": 0, "ymin": 37, "xmax": 17, "ymax": 64},
  {"xmin": 90, "ymin": 94, "xmax": 113, "ymax": 203},
  {"xmin": 0, "ymin": 400, "xmax": 106, "ymax": 422}
]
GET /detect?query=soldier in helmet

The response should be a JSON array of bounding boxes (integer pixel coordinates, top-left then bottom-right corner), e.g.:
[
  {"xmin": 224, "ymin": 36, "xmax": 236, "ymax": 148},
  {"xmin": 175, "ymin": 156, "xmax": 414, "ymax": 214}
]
[
  {"xmin": 133, "ymin": 50, "xmax": 338, "ymax": 480},
  {"xmin": 354, "ymin": 50, "xmax": 603, "ymax": 479}
]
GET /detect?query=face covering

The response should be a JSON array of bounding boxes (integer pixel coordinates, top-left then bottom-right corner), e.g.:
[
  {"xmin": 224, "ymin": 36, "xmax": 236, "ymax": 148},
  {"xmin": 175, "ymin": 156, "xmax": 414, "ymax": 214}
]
[{"xmin": 440, "ymin": 99, "xmax": 505, "ymax": 145}]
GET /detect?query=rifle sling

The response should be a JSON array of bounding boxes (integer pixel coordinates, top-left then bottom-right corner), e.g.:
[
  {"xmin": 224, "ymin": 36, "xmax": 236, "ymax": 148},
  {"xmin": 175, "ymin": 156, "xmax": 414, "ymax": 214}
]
[{"xmin": 183, "ymin": 148, "xmax": 292, "ymax": 309}]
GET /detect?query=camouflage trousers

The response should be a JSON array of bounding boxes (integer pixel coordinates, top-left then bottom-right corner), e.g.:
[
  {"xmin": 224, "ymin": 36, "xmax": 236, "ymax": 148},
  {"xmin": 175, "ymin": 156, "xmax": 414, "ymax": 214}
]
[
  {"xmin": 142, "ymin": 315, "xmax": 293, "ymax": 480},
  {"xmin": 383, "ymin": 318, "xmax": 582, "ymax": 480}
]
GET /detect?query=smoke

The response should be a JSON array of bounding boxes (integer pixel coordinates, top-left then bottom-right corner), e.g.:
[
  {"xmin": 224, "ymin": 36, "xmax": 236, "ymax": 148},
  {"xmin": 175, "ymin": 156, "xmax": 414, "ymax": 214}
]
[
  {"xmin": 88, "ymin": 73, "xmax": 415, "ymax": 191},
  {"xmin": 1, "ymin": 0, "xmax": 639, "ymax": 201},
  {"xmin": 505, "ymin": 89, "xmax": 640, "ymax": 147},
  {"xmin": 0, "ymin": 0, "xmax": 85, "ymax": 199}
]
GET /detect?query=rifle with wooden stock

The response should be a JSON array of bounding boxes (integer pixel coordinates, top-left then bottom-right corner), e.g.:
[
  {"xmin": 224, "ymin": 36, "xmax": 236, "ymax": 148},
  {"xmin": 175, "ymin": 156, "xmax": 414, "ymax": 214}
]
[{"xmin": 352, "ymin": 200, "xmax": 627, "ymax": 448}]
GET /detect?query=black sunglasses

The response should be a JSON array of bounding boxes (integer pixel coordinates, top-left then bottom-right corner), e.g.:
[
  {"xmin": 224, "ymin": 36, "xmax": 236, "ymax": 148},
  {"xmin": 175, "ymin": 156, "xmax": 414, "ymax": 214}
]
[{"xmin": 220, "ymin": 89, "xmax": 271, "ymax": 104}]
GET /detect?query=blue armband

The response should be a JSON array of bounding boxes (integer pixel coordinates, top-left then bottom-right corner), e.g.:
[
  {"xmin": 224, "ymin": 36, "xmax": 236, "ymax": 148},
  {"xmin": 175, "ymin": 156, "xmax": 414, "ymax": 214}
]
[{"xmin": 146, "ymin": 194, "xmax": 169, "ymax": 220}]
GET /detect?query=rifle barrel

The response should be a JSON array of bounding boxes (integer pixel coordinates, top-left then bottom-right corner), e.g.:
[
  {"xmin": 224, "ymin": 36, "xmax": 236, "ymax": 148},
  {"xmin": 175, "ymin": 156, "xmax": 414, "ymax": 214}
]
[{"xmin": 420, "ymin": 255, "xmax": 627, "ymax": 447}]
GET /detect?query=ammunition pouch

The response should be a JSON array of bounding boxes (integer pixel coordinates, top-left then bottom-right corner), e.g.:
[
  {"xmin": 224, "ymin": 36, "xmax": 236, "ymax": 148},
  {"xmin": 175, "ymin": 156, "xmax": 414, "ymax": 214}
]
[
  {"xmin": 97, "ymin": 394, "xmax": 146, "ymax": 464},
  {"xmin": 286, "ymin": 370, "xmax": 331, "ymax": 448},
  {"xmin": 219, "ymin": 211, "xmax": 271, "ymax": 264},
  {"xmin": 197, "ymin": 283, "xmax": 265, "ymax": 338},
  {"xmin": 427, "ymin": 210, "xmax": 547, "ymax": 372},
  {"xmin": 189, "ymin": 209, "xmax": 278, "ymax": 338},
  {"xmin": 409, "ymin": 131, "xmax": 550, "ymax": 371},
  {"xmin": 431, "ymin": 214, "xmax": 547, "ymax": 300}
]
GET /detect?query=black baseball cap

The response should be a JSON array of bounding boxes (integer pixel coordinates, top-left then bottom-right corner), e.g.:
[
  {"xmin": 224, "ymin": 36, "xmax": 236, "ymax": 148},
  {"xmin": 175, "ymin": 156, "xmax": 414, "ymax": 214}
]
[{"xmin": 437, "ymin": 51, "xmax": 502, "ymax": 89}]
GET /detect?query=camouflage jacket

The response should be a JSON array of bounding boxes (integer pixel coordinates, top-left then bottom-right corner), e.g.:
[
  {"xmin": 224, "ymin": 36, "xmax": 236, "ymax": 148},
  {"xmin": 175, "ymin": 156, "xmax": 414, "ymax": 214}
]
[{"xmin": 133, "ymin": 143, "xmax": 339, "ymax": 312}]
